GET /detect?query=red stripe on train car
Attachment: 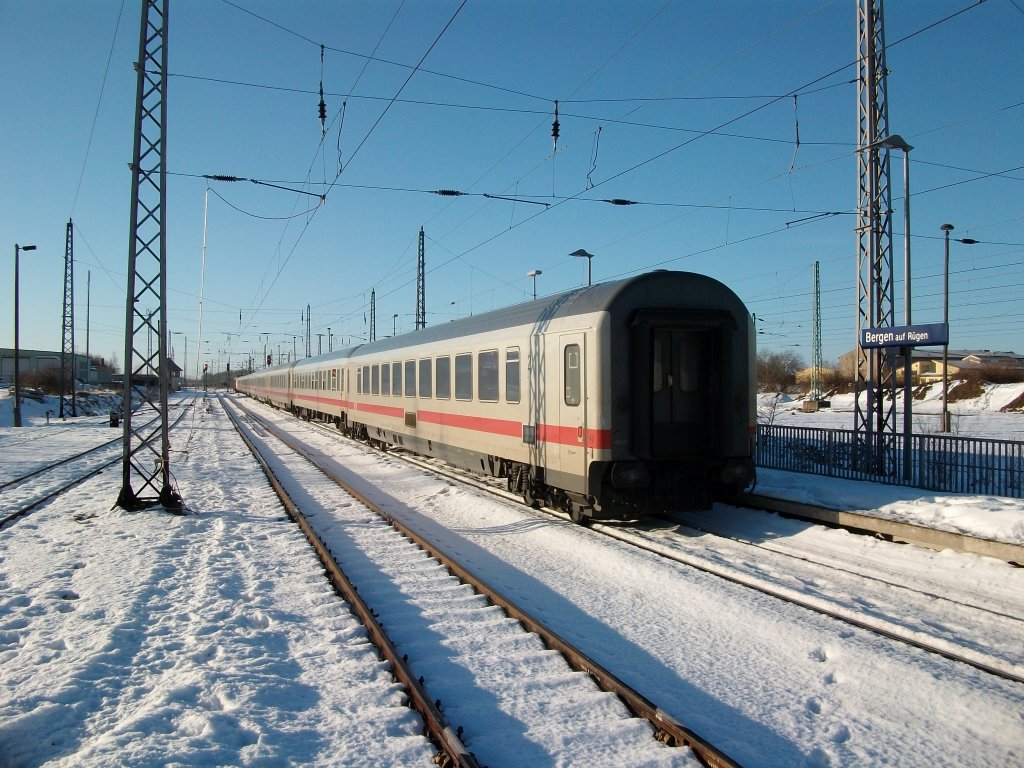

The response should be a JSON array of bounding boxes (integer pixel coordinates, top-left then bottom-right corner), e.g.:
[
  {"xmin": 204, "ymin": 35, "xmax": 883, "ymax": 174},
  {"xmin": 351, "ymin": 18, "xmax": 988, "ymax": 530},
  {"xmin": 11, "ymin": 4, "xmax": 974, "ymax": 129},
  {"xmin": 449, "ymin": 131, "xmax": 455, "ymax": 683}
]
[
  {"xmin": 244, "ymin": 387, "xmax": 611, "ymax": 449},
  {"xmin": 356, "ymin": 402, "xmax": 406, "ymax": 418},
  {"xmin": 538, "ymin": 423, "xmax": 612, "ymax": 450},
  {"xmin": 419, "ymin": 409, "xmax": 611, "ymax": 449},
  {"xmin": 417, "ymin": 409, "xmax": 522, "ymax": 438}
]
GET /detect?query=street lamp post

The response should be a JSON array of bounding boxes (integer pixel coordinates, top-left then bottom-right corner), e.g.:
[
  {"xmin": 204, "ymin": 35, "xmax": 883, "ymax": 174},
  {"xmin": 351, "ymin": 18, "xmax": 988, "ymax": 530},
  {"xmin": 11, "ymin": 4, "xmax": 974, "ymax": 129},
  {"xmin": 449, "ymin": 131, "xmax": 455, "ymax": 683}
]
[
  {"xmin": 569, "ymin": 249, "xmax": 594, "ymax": 286},
  {"xmin": 878, "ymin": 136, "xmax": 914, "ymax": 480},
  {"xmin": 12, "ymin": 243, "xmax": 37, "ymax": 428},
  {"xmin": 527, "ymin": 269, "xmax": 542, "ymax": 300},
  {"xmin": 863, "ymin": 135, "xmax": 914, "ymax": 477},
  {"xmin": 940, "ymin": 223, "xmax": 954, "ymax": 432},
  {"xmin": 392, "ymin": 314, "xmax": 398, "ymax": 336}
]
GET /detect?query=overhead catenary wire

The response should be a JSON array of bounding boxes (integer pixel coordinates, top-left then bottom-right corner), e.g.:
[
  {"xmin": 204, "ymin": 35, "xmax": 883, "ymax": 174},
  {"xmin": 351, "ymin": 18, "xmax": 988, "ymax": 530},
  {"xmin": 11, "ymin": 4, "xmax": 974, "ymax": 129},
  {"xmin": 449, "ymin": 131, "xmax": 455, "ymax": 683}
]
[
  {"xmin": 232, "ymin": 0, "xmax": 468, "ymax": 341},
  {"xmin": 197, "ymin": 0, "xmax": 1005, "ymax": 357},
  {"xmin": 70, "ymin": 0, "xmax": 127, "ymax": 217}
]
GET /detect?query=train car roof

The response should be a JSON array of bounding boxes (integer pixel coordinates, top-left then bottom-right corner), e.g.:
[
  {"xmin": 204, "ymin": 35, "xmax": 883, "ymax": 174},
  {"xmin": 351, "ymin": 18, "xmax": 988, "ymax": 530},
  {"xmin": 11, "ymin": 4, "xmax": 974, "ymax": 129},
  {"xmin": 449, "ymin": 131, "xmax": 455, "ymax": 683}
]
[{"xmin": 245, "ymin": 271, "xmax": 745, "ymax": 376}]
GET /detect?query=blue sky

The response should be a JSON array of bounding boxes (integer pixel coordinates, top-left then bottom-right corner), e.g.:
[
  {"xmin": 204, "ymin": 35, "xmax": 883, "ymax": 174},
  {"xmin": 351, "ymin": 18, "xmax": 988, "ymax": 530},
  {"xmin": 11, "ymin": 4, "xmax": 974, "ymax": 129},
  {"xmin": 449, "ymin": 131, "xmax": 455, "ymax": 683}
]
[{"xmin": 2, "ymin": 0, "xmax": 1022, "ymax": 378}]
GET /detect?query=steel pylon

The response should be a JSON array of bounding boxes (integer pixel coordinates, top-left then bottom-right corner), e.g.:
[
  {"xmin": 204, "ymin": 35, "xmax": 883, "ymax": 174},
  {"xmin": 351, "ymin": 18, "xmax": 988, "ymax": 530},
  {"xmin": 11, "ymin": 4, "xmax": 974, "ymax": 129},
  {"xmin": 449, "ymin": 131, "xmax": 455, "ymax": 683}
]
[
  {"xmin": 854, "ymin": 0, "xmax": 897, "ymax": 476},
  {"xmin": 116, "ymin": 0, "xmax": 181, "ymax": 510}
]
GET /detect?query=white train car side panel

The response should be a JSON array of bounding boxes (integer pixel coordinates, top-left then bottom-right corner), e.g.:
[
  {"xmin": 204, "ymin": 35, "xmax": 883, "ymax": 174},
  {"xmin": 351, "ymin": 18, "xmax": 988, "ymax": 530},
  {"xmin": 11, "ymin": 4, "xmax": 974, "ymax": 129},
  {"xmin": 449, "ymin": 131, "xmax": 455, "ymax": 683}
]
[{"xmin": 236, "ymin": 271, "xmax": 755, "ymax": 522}]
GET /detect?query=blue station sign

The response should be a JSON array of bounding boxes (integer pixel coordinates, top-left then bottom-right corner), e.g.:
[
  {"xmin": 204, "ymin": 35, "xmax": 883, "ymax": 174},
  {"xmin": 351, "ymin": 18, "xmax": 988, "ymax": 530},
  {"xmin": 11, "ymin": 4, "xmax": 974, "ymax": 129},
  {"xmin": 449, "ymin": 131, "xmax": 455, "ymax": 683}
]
[{"xmin": 861, "ymin": 323, "xmax": 948, "ymax": 349}]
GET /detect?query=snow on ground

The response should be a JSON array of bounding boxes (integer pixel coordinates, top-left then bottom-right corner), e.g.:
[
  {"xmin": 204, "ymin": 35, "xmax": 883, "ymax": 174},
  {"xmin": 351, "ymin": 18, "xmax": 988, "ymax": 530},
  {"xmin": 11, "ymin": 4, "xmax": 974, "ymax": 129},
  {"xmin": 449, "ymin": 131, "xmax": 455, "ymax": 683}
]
[
  {"xmin": 0, "ymin": 388, "xmax": 1022, "ymax": 766},
  {"xmin": 761, "ymin": 381, "xmax": 1024, "ymax": 440},
  {"xmin": 756, "ymin": 381, "xmax": 1024, "ymax": 545}
]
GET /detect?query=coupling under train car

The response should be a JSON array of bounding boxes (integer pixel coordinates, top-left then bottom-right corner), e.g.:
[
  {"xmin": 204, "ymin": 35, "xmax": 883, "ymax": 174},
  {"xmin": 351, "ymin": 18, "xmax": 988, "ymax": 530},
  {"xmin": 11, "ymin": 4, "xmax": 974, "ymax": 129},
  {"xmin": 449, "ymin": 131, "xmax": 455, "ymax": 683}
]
[{"xmin": 235, "ymin": 270, "xmax": 756, "ymax": 523}]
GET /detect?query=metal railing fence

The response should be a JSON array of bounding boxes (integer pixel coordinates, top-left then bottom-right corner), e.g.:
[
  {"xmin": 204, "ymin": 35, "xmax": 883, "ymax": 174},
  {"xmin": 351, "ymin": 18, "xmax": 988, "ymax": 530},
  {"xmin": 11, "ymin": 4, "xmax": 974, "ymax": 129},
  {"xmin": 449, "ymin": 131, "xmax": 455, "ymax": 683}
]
[{"xmin": 755, "ymin": 424, "xmax": 1024, "ymax": 498}]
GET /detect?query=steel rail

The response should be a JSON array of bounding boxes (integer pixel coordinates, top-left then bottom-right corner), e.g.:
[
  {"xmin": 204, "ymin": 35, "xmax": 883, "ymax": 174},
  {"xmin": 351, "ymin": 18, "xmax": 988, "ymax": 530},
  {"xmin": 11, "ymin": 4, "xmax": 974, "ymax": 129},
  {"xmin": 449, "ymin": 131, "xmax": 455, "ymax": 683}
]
[
  {"xmin": 0, "ymin": 435, "xmax": 122, "ymax": 491},
  {"xmin": 220, "ymin": 396, "xmax": 479, "ymax": 768},
  {"xmin": 1, "ymin": 397, "xmax": 197, "ymax": 491},
  {"xmin": 238, "ymin": 396, "xmax": 1024, "ymax": 686},
  {"xmin": 226, "ymin": 394, "xmax": 741, "ymax": 768},
  {"xmin": 374, "ymin": 432, "xmax": 1024, "ymax": 683},
  {"xmin": 1, "ymin": 398, "xmax": 197, "ymax": 530}
]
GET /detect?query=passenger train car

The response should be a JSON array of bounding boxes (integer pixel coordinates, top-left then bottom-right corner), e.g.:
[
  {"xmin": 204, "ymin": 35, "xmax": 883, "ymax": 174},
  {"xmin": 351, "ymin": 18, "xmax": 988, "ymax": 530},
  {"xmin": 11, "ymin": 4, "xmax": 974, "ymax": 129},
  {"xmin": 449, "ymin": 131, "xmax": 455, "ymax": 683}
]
[{"xmin": 235, "ymin": 271, "xmax": 755, "ymax": 523}]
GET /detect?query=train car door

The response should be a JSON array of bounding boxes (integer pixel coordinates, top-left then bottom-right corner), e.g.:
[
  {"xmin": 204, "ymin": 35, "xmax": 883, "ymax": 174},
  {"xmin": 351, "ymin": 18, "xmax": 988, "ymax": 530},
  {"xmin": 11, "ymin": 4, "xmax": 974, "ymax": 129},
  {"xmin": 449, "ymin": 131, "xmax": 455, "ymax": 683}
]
[
  {"xmin": 651, "ymin": 327, "xmax": 714, "ymax": 456},
  {"xmin": 558, "ymin": 333, "xmax": 587, "ymax": 489}
]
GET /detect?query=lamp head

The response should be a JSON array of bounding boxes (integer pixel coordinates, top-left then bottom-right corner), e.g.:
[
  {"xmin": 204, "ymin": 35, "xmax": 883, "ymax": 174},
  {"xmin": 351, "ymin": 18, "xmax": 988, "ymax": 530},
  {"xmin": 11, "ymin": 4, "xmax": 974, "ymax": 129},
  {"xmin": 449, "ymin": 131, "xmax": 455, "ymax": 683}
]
[{"xmin": 877, "ymin": 134, "xmax": 912, "ymax": 152}]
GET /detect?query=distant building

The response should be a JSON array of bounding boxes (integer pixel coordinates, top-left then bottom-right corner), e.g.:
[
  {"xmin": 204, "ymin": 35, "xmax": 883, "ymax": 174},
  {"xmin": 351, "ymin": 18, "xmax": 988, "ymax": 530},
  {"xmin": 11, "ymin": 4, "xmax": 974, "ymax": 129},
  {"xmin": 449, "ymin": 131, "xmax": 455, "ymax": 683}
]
[
  {"xmin": 0, "ymin": 348, "xmax": 91, "ymax": 386},
  {"xmin": 168, "ymin": 359, "xmax": 182, "ymax": 391},
  {"xmin": 109, "ymin": 359, "xmax": 182, "ymax": 392},
  {"xmin": 838, "ymin": 348, "xmax": 1023, "ymax": 384}
]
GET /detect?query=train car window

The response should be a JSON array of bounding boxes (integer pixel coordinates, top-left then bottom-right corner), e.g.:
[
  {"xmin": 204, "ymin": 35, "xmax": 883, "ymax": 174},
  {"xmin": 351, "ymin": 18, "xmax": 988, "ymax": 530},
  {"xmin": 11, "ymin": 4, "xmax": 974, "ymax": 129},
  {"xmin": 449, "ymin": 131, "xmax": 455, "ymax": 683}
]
[
  {"xmin": 505, "ymin": 348, "xmax": 520, "ymax": 403},
  {"xmin": 381, "ymin": 363, "xmax": 391, "ymax": 396},
  {"xmin": 419, "ymin": 359, "xmax": 432, "ymax": 398},
  {"xmin": 676, "ymin": 337, "xmax": 699, "ymax": 392},
  {"xmin": 435, "ymin": 356, "xmax": 451, "ymax": 399},
  {"xmin": 652, "ymin": 337, "xmax": 664, "ymax": 393},
  {"xmin": 332, "ymin": 368, "xmax": 338, "ymax": 391},
  {"xmin": 455, "ymin": 353, "xmax": 473, "ymax": 401},
  {"xmin": 392, "ymin": 362, "xmax": 402, "ymax": 396},
  {"xmin": 478, "ymin": 350, "xmax": 499, "ymax": 402},
  {"xmin": 405, "ymin": 360, "xmax": 416, "ymax": 397},
  {"xmin": 356, "ymin": 368, "xmax": 361, "ymax": 394},
  {"xmin": 371, "ymin": 365, "xmax": 379, "ymax": 395},
  {"xmin": 564, "ymin": 344, "xmax": 581, "ymax": 406}
]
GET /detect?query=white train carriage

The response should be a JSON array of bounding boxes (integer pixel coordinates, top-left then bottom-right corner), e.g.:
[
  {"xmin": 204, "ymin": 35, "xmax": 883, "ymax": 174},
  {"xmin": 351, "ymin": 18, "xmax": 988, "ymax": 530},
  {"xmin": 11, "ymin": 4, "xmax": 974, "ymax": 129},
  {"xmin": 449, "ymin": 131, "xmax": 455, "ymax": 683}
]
[
  {"xmin": 236, "ymin": 364, "xmax": 295, "ymax": 411},
  {"xmin": 236, "ymin": 270, "xmax": 756, "ymax": 523}
]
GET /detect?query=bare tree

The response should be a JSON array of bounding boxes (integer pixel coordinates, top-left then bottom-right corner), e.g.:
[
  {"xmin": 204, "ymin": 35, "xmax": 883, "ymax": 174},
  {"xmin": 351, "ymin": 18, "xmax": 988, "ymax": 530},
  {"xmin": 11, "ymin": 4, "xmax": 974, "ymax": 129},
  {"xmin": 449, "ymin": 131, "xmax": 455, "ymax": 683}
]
[{"xmin": 757, "ymin": 349, "xmax": 804, "ymax": 392}]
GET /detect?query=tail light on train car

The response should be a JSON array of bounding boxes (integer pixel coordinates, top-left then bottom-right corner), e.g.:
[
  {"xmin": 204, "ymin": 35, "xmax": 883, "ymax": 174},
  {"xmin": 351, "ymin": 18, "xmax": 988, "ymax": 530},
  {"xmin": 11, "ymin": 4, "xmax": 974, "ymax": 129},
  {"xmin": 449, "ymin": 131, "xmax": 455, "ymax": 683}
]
[{"xmin": 610, "ymin": 462, "xmax": 650, "ymax": 489}]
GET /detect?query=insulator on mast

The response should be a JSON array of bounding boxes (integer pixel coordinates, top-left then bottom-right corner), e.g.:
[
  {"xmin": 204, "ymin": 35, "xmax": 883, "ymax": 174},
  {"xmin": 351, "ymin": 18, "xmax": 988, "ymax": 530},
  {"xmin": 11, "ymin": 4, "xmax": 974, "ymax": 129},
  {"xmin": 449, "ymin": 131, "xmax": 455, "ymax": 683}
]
[
  {"xmin": 551, "ymin": 100, "xmax": 560, "ymax": 153},
  {"xmin": 318, "ymin": 44, "xmax": 327, "ymax": 135}
]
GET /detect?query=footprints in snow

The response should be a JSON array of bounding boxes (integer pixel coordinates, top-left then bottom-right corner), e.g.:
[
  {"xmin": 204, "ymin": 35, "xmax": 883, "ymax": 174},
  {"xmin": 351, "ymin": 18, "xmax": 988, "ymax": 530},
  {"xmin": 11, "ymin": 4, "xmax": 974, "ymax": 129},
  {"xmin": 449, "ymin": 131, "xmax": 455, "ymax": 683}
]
[{"xmin": 804, "ymin": 642, "xmax": 852, "ymax": 765}]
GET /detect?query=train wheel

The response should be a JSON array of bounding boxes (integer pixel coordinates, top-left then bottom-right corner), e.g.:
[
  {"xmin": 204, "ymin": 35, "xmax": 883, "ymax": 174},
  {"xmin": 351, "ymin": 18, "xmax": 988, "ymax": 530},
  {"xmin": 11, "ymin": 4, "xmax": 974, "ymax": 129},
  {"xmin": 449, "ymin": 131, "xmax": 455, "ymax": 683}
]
[
  {"xmin": 568, "ymin": 503, "xmax": 590, "ymax": 526},
  {"xmin": 522, "ymin": 484, "xmax": 541, "ymax": 510}
]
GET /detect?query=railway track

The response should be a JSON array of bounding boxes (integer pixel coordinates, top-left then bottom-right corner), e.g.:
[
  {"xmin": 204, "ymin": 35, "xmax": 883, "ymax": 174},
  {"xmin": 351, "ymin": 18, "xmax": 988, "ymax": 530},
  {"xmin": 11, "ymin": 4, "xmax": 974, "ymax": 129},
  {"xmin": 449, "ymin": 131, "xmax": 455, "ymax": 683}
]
[
  {"xmin": 221, "ymin": 394, "xmax": 740, "ymax": 768},
  {"xmin": 1, "ymin": 397, "xmax": 197, "ymax": 529},
  {"xmin": 430, "ymin": 458, "xmax": 1024, "ymax": 685},
  {"xmin": 246, "ymin": 395, "xmax": 1024, "ymax": 687}
]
